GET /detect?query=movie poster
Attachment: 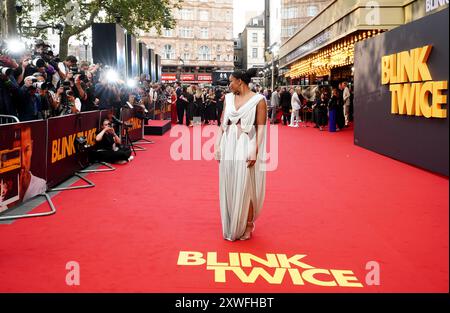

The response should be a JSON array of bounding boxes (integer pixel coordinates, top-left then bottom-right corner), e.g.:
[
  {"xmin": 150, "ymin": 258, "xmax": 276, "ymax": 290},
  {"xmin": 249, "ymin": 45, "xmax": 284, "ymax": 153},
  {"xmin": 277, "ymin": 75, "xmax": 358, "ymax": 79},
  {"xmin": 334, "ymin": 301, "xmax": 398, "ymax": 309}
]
[{"xmin": 0, "ymin": 121, "xmax": 47, "ymax": 212}]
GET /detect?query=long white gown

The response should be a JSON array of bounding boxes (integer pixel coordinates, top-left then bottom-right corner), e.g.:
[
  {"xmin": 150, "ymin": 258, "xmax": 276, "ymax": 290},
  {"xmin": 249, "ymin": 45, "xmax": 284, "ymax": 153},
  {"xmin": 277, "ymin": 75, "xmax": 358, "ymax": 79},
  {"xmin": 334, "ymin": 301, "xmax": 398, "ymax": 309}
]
[{"xmin": 217, "ymin": 93, "xmax": 267, "ymax": 241}]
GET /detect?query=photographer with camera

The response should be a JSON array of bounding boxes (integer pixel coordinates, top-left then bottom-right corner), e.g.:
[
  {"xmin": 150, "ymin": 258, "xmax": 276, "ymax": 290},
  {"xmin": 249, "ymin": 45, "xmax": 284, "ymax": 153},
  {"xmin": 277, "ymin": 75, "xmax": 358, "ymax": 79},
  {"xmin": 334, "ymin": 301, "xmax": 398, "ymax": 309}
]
[
  {"xmin": 17, "ymin": 76, "xmax": 41, "ymax": 121},
  {"xmin": 92, "ymin": 119, "xmax": 133, "ymax": 165},
  {"xmin": 0, "ymin": 56, "xmax": 21, "ymax": 116},
  {"xmin": 57, "ymin": 55, "xmax": 78, "ymax": 81}
]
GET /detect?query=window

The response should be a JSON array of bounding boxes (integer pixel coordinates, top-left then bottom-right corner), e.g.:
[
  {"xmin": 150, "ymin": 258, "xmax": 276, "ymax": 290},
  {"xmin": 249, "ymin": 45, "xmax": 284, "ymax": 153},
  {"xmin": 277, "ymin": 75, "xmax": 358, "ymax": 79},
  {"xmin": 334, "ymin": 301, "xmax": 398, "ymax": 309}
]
[
  {"xmin": 252, "ymin": 33, "xmax": 257, "ymax": 43},
  {"xmin": 307, "ymin": 5, "xmax": 319, "ymax": 17},
  {"xmin": 199, "ymin": 10, "xmax": 209, "ymax": 21},
  {"xmin": 198, "ymin": 46, "xmax": 210, "ymax": 61},
  {"xmin": 216, "ymin": 45, "xmax": 221, "ymax": 52},
  {"xmin": 200, "ymin": 27, "xmax": 208, "ymax": 39},
  {"xmin": 163, "ymin": 44, "xmax": 175, "ymax": 59},
  {"xmin": 180, "ymin": 9, "xmax": 193, "ymax": 20},
  {"xmin": 282, "ymin": 7, "xmax": 298, "ymax": 19},
  {"xmin": 252, "ymin": 48, "xmax": 258, "ymax": 58},
  {"xmin": 252, "ymin": 18, "xmax": 259, "ymax": 26},
  {"xmin": 163, "ymin": 28, "xmax": 173, "ymax": 37},
  {"xmin": 179, "ymin": 27, "xmax": 193, "ymax": 38},
  {"xmin": 234, "ymin": 55, "xmax": 238, "ymax": 61},
  {"xmin": 183, "ymin": 53, "xmax": 190, "ymax": 61},
  {"xmin": 216, "ymin": 55, "xmax": 221, "ymax": 61}
]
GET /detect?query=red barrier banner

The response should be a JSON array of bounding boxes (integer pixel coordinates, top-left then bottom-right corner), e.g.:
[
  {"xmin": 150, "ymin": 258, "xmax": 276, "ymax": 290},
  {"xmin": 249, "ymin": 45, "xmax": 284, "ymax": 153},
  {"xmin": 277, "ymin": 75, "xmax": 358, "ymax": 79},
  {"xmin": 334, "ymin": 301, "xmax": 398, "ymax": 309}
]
[
  {"xmin": 46, "ymin": 112, "xmax": 100, "ymax": 188},
  {"xmin": 120, "ymin": 108, "xmax": 144, "ymax": 142}
]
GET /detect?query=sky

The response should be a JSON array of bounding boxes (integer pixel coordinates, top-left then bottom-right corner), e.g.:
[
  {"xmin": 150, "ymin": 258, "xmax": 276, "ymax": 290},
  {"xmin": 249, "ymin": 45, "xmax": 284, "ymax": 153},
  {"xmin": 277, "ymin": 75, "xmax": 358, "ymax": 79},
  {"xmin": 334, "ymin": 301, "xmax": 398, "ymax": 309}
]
[{"xmin": 233, "ymin": 0, "xmax": 265, "ymax": 37}]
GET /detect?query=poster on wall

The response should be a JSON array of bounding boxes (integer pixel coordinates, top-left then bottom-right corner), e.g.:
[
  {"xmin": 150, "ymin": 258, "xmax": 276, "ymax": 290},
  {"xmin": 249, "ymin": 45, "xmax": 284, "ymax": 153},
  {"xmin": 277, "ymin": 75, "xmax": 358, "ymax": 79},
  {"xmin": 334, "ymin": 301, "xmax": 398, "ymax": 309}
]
[
  {"xmin": 354, "ymin": 8, "xmax": 449, "ymax": 176},
  {"xmin": 0, "ymin": 121, "xmax": 47, "ymax": 212}
]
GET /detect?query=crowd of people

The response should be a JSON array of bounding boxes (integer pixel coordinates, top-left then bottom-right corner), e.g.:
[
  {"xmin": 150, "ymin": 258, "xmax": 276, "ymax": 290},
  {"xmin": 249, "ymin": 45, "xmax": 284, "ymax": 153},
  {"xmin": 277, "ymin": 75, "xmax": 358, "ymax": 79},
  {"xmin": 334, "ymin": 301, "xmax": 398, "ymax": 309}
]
[
  {"xmin": 261, "ymin": 82, "xmax": 353, "ymax": 131},
  {"xmin": 1, "ymin": 39, "xmax": 353, "ymax": 144}
]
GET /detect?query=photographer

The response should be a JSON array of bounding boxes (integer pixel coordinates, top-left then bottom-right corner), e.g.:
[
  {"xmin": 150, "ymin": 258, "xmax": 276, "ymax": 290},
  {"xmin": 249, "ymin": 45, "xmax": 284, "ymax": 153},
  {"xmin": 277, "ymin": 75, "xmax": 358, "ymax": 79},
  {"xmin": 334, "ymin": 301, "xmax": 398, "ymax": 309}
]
[
  {"xmin": 17, "ymin": 76, "xmax": 41, "ymax": 121},
  {"xmin": 0, "ymin": 56, "xmax": 20, "ymax": 116},
  {"xmin": 92, "ymin": 119, "xmax": 133, "ymax": 165},
  {"xmin": 57, "ymin": 55, "xmax": 78, "ymax": 81}
]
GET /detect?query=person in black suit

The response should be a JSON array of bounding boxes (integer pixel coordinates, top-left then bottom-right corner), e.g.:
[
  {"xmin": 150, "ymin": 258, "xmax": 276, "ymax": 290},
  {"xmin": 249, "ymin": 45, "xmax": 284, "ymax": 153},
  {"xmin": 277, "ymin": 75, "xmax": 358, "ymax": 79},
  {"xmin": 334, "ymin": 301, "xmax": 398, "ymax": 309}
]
[{"xmin": 279, "ymin": 87, "xmax": 291, "ymax": 125}]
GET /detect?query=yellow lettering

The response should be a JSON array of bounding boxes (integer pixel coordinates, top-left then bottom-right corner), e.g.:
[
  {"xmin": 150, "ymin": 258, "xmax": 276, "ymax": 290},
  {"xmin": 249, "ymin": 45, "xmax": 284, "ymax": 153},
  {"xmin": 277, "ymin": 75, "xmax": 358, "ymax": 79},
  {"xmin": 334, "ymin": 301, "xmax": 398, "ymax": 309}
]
[
  {"xmin": 230, "ymin": 266, "xmax": 287, "ymax": 284},
  {"xmin": 390, "ymin": 84, "xmax": 401, "ymax": 114},
  {"xmin": 51, "ymin": 140, "xmax": 58, "ymax": 163},
  {"xmin": 207, "ymin": 252, "xmax": 229, "ymax": 266},
  {"xmin": 229, "ymin": 253, "xmax": 240, "ymax": 267},
  {"xmin": 414, "ymin": 45, "xmax": 432, "ymax": 82},
  {"xmin": 431, "ymin": 81, "xmax": 448, "ymax": 118},
  {"xmin": 398, "ymin": 50, "xmax": 414, "ymax": 83},
  {"xmin": 240, "ymin": 253, "xmax": 279, "ymax": 268},
  {"xmin": 302, "ymin": 269, "xmax": 337, "ymax": 287},
  {"xmin": 381, "ymin": 55, "xmax": 391, "ymax": 84},
  {"xmin": 177, "ymin": 251, "xmax": 205, "ymax": 266},
  {"xmin": 389, "ymin": 54, "xmax": 398, "ymax": 84},
  {"xmin": 206, "ymin": 266, "xmax": 234, "ymax": 283},
  {"xmin": 420, "ymin": 81, "xmax": 434, "ymax": 118},
  {"xmin": 287, "ymin": 268, "xmax": 305, "ymax": 285},
  {"xmin": 330, "ymin": 269, "xmax": 364, "ymax": 288},
  {"xmin": 276, "ymin": 254, "xmax": 315, "ymax": 269}
]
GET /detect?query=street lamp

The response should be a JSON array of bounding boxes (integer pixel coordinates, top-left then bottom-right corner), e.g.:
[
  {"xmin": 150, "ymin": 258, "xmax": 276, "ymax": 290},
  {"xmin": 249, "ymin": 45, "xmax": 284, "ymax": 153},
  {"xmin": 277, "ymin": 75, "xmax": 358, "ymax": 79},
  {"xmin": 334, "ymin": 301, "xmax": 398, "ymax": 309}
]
[
  {"xmin": 82, "ymin": 36, "xmax": 89, "ymax": 61},
  {"xmin": 268, "ymin": 43, "xmax": 279, "ymax": 91}
]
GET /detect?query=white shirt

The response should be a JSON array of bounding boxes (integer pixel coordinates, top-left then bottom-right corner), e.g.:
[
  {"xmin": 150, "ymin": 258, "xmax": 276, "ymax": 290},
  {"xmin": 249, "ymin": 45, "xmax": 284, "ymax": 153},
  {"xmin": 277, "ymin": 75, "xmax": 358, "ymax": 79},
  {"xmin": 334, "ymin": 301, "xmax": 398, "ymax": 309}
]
[
  {"xmin": 291, "ymin": 92, "xmax": 301, "ymax": 110},
  {"xmin": 74, "ymin": 98, "xmax": 82, "ymax": 112},
  {"xmin": 343, "ymin": 87, "xmax": 350, "ymax": 105},
  {"xmin": 23, "ymin": 173, "xmax": 47, "ymax": 202}
]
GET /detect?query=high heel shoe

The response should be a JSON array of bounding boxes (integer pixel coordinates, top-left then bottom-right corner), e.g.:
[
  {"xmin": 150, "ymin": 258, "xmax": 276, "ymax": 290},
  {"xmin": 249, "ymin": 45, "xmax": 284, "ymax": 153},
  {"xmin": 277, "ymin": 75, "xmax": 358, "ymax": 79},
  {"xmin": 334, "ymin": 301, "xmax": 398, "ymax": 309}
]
[{"xmin": 239, "ymin": 222, "xmax": 255, "ymax": 241}]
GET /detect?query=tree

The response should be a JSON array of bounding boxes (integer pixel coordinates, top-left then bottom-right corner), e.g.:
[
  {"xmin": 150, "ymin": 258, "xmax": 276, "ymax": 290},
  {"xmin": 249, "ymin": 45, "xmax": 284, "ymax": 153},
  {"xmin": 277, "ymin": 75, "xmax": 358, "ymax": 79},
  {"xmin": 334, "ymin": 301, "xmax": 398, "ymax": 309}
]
[
  {"xmin": 24, "ymin": 0, "xmax": 181, "ymax": 58},
  {"xmin": 5, "ymin": 0, "xmax": 18, "ymax": 37}
]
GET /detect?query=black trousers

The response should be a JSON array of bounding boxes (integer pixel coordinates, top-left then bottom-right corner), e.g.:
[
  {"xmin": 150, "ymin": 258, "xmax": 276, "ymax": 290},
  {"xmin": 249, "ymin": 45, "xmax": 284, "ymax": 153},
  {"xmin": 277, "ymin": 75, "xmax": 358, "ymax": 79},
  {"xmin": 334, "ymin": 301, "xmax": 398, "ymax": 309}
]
[
  {"xmin": 336, "ymin": 106, "xmax": 345, "ymax": 129},
  {"xmin": 282, "ymin": 107, "xmax": 290, "ymax": 125},
  {"xmin": 91, "ymin": 148, "xmax": 131, "ymax": 164},
  {"xmin": 177, "ymin": 102, "xmax": 186, "ymax": 125},
  {"xmin": 317, "ymin": 109, "xmax": 328, "ymax": 126}
]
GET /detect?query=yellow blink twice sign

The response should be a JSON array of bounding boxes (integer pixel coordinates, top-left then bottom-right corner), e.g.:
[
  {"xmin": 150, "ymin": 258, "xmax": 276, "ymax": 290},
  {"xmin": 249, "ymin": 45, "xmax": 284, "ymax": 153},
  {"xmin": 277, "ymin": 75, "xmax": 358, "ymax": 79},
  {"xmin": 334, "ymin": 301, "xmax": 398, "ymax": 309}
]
[{"xmin": 381, "ymin": 45, "xmax": 448, "ymax": 118}]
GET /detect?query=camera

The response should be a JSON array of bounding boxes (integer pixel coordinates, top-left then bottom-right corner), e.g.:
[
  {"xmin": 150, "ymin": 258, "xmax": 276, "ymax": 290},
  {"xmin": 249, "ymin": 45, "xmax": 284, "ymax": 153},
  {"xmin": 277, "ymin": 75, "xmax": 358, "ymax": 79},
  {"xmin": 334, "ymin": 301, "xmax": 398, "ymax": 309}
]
[
  {"xmin": 74, "ymin": 136, "xmax": 91, "ymax": 153},
  {"xmin": 31, "ymin": 81, "xmax": 44, "ymax": 89},
  {"xmin": 30, "ymin": 57, "xmax": 46, "ymax": 68},
  {"xmin": 0, "ymin": 66, "xmax": 12, "ymax": 76},
  {"xmin": 62, "ymin": 80, "xmax": 71, "ymax": 91}
]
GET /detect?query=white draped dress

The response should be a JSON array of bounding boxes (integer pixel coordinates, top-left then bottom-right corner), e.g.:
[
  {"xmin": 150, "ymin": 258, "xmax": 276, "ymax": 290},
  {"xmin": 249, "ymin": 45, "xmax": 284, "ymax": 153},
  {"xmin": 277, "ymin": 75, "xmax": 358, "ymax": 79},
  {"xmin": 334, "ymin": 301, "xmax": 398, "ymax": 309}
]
[{"xmin": 217, "ymin": 93, "xmax": 267, "ymax": 241}]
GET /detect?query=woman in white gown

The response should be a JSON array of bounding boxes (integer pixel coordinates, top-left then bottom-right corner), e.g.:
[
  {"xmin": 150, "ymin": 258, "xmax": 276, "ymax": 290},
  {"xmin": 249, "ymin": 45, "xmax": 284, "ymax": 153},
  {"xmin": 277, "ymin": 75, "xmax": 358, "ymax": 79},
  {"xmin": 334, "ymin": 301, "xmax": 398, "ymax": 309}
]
[{"xmin": 214, "ymin": 68, "xmax": 268, "ymax": 241}]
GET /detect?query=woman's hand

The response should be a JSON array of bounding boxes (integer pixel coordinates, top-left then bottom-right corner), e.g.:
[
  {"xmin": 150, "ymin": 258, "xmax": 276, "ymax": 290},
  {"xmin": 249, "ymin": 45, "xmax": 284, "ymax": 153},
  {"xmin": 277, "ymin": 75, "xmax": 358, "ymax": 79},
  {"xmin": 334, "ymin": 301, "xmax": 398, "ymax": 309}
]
[
  {"xmin": 247, "ymin": 147, "xmax": 258, "ymax": 168},
  {"xmin": 214, "ymin": 145, "xmax": 221, "ymax": 163}
]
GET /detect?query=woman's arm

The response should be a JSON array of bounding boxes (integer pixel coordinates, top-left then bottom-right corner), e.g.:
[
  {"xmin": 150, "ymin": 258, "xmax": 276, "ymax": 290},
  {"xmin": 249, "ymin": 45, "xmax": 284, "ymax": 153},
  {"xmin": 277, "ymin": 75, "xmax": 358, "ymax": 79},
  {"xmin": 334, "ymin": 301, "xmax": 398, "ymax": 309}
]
[
  {"xmin": 248, "ymin": 99, "xmax": 268, "ymax": 168},
  {"xmin": 214, "ymin": 98, "xmax": 227, "ymax": 162}
]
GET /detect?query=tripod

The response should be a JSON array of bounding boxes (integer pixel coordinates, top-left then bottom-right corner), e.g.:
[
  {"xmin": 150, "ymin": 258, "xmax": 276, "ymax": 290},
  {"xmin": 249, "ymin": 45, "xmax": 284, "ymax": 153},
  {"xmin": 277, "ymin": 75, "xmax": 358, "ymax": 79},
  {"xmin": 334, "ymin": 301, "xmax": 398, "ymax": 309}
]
[{"xmin": 122, "ymin": 126, "xmax": 137, "ymax": 156}]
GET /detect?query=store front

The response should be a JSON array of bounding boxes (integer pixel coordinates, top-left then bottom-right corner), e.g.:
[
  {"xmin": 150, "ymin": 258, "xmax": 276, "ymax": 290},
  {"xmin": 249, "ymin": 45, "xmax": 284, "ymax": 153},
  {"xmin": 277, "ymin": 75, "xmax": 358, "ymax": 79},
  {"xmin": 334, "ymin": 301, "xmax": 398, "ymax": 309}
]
[{"xmin": 279, "ymin": 0, "xmax": 448, "ymax": 88}]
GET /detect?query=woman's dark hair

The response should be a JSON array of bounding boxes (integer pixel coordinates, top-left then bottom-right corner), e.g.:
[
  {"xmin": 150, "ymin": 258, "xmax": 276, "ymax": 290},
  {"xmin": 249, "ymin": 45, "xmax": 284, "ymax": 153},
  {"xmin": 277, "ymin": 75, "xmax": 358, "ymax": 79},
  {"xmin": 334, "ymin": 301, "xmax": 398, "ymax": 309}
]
[{"xmin": 231, "ymin": 68, "xmax": 258, "ymax": 85}]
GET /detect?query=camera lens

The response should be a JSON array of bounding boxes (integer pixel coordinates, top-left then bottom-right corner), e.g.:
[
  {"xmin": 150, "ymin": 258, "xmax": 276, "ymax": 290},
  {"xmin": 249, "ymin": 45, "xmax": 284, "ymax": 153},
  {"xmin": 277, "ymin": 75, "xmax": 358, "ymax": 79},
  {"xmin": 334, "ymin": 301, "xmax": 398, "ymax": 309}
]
[{"xmin": 0, "ymin": 66, "xmax": 13, "ymax": 76}]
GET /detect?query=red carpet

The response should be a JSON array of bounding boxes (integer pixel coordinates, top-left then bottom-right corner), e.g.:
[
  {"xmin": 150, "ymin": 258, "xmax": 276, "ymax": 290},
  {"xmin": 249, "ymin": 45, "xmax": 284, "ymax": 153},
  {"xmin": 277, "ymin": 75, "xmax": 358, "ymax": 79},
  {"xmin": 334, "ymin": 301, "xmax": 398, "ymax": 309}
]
[{"xmin": 0, "ymin": 124, "xmax": 448, "ymax": 292}]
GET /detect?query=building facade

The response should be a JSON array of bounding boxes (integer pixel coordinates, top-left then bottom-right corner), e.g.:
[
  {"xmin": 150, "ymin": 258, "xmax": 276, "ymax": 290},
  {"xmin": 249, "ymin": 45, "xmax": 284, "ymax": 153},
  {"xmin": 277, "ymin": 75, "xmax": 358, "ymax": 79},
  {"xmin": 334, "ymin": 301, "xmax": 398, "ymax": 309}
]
[
  {"xmin": 141, "ymin": 0, "xmax": 234, "ymax": 84},
  {"xmin": 233, "ymin": 34, "xmax": 243, "ymax": 70},
  {"xmin": 279, "ymin": 0, "xmax": 449, "ymax": 86},
  {"xmin": 280, "ymin": 0, "xmax": 332, "ymax": 44},
  {"xmin": 241, "ymin": 13, "xmax": 265, "ymax": 70}
]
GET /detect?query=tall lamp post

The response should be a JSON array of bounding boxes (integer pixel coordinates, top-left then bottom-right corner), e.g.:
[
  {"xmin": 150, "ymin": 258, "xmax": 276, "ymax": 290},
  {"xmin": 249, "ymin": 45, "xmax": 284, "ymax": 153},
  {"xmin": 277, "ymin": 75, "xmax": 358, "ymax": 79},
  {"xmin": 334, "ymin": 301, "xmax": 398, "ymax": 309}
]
[
  {"xmin": 82, "ymin": 36, "xmax": 89, "ymax": 61},
  {"xmin": 268, "ymin": 43, "xmax": 279, "ymax": 91}
]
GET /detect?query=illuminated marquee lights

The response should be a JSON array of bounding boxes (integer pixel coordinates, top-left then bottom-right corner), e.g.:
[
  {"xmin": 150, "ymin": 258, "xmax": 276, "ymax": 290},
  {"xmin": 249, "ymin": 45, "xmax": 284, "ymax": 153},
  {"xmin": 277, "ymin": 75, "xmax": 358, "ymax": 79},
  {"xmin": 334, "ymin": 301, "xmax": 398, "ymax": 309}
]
[{"xmin": 287, "ymin": 30, "xmax": 383, "ymax": 79}]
